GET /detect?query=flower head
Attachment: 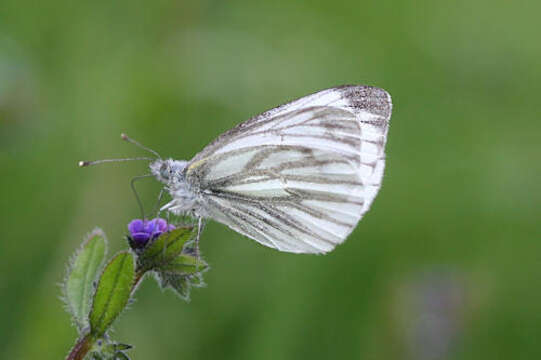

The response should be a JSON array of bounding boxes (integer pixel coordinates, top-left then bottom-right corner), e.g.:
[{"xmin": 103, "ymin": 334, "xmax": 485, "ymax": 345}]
[{"xmin": 128, "ymin": 218, "xmax": 175, "ymax": 248}]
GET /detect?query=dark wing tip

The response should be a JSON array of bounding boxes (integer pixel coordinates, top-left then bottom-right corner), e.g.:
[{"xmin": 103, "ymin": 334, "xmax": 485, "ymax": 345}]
[{"xmin": 337, "ymin": 85, "xmax": 392, "ymax": 120}]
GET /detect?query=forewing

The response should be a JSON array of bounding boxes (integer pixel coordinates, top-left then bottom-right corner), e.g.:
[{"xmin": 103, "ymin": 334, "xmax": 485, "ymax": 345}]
[{"xmin": 186, "ymin": 85, "xmax": 392, "ymax": 254}]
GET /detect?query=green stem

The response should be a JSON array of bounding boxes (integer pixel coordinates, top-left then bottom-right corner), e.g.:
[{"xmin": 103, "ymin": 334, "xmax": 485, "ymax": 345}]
[{"xmin": 66, "ymin": 269, "xmax": 147, "ymax": 360}]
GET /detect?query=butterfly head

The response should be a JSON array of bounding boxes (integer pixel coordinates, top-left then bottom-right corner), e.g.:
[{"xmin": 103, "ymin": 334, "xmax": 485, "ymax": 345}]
[{"xmin": 150, "ymin": 159, "xmax": 188, "ymax": 185}]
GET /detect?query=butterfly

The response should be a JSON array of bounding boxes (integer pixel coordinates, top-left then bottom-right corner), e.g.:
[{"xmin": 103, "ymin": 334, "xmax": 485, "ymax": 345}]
[{"xmin": 81, "ymin": 85, "xmax": 392, "ymax": 254}]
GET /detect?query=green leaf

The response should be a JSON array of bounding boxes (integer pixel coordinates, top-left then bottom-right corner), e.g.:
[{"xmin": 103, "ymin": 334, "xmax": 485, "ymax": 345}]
[
  {"xmin": 137, "ymin": 226, "xmax": 196, "ymax": 270},
  {"xmin": 64, "ymin": 229, "xmax": 107, "ymax": 331},
  {"xmin": 89, "ymin": 252, "xmax": 135, "ymax": 337},
  {"xmin": 160, "ymin": 254, "xmax": 208, "ymax": 275},
  {"xmin": 156, "ymin": 255, "xmax": 208, "ymax": 301},
  {"xmin": 111, "ymin": 343, "xmax": 132, "ymax": 351},
  {"xmin": 158, "ymin": 272, "xmax": 191, "ymax": 300},
  {"xmin": 114, "ymin": 352, "xmax": 130, "ymax": 360},
  {"xmin": 90, "ymin": 338, "xmax": 132, "ymax": 360},
  {"xmin": 188, "ymin": 272, "xmax": 206, "ymax": 288}
]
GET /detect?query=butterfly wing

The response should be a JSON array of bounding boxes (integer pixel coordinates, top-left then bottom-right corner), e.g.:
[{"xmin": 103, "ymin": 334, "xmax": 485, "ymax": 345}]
[{"xmin": 186, "ymin": 85, "xmax": 392, "ymax": 254}]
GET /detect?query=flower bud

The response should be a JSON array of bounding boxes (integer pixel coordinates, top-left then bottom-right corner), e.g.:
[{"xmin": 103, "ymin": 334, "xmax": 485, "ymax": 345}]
[{"xmin": 127, "ymin": 218, "xmax": 175, "ymax": 249}]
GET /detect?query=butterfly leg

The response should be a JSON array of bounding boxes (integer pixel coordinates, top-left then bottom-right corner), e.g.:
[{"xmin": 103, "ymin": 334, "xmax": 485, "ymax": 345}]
[
  {"xmin": 153, "ymin": 188, "xmax": 165, "ymax": 218},
  {"xmin": 195, "ymin": 216, "xmax": 203, "ymax": 260}
]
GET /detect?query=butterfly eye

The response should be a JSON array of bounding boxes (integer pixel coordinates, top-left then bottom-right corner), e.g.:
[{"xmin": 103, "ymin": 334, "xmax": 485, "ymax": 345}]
[{"xmin": 160, "ymin": 164, "xmax": 170, "ymax": 180}]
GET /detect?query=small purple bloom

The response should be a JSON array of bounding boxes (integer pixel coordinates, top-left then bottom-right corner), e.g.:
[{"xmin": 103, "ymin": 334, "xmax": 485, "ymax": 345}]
[{"xmin": 128, "ymin": 218, "xmax": 175, "ymax": 248}]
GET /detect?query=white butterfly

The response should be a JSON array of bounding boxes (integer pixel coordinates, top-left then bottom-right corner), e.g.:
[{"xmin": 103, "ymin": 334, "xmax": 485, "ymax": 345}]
[{"xmin": 83, "ymin": 85, "xmax": 392, "ymax": 254}]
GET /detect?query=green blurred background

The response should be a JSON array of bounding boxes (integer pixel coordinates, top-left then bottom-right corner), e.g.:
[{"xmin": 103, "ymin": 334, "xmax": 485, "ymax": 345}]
[{"xmin": 1, "ymin": 0, "xmax": 540, "ymax": 359}]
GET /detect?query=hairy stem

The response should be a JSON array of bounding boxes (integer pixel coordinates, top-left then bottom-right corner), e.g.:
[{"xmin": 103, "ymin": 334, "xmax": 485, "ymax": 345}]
[
  {"xmin": 133, "ymin": 269, "xmax": 145, "ymax": 290},
  {"xmin": 66, "ymin": 334, "xmax": 92, "ymax": 360}
]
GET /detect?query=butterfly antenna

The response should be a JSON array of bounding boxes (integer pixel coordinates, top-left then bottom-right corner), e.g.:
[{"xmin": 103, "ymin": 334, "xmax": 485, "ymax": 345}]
[
  {"xmin": 78, "ymin": 157, "xmax": 154, "ymax": 167},
  {"xmin": 121, "ymin": 133, "xmax": 161, "ymax": 159}
]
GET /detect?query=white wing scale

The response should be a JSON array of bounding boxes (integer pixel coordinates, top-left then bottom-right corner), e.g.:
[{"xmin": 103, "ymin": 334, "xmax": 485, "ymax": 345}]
[{"xmin": 186, "ymin": 85, "xmax": 392, "ymax": 254}]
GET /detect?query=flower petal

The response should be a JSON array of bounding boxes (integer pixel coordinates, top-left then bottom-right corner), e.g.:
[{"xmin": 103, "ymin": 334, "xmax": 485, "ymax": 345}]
[
  {"xmin": 155, "ymin": 218, "xmax": 167, "ymax": 232},
  {"xmin": 144, "ymin": 219, "xmax": 157, "ymax": 234},
  {"xmin": 128, "ymin": 219, "xmax": 145, "ymax": 235},
  {"xmin": 132, "ymin": 232, "xmax": 150, "ymax": 243}
]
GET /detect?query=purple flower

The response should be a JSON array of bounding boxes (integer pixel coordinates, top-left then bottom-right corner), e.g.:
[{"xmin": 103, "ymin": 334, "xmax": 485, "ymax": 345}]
[{"xmin": 128, "ymin": 218, "xmax": 175, "ymax": 248}]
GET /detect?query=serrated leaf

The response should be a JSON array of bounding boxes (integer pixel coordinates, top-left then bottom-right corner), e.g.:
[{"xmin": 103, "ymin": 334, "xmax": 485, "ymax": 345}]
[
  {"xmin": 160, "ymin": 254, "xmax": 208, "ymax": 275},
  {"xmin": 157, "ymin": 257, "xmax": 207, "ymax": 301},
  {"xmin": 64, "ymin": 229, "xmax": 107, "ymax": 331},
  {"xmin": 112, "ymin": 343, "xmax": 132, "ymax": 351},
  {"xmin": 189, "ymin": 272, "xmax": 206, "ymax": 288},
  {"xmin": 137, "ymin": 226, "xmax": 195, "ymax": 270},
  {"xmin": 89, "ymin": 337, "xmax": 133, "ymax": 360},
  {"xmin": 158, "ymin": 272, "xmax": 191, "ymax": 300},
  {"xmin": 114, "ymin": 352, "xmax": 130, "ymax": 360},
  {"xmin": 89, "ymin": 252, "xmax": 135, "ymax": 337},
  {"xmin": 90, "ymin": 338, "xmax": 133, "ymax": 360}
]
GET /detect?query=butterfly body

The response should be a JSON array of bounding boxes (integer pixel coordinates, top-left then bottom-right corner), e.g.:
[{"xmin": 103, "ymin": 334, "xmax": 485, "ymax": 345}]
[
  {"xmin": 150, "ymin": 159, "xmax": 199, "ymax": 215},
  {"xmin": 152, "ymin": 85, "xmax": 392, "ymax": 254}
]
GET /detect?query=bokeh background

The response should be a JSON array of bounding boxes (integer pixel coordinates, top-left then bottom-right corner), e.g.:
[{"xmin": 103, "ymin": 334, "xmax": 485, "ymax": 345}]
[{"xmin": 1, "ymin": 0, "xmax": 540, "ymax": 359}]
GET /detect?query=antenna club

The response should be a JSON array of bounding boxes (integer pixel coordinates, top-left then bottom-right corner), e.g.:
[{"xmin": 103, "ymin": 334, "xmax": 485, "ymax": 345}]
[
  {"xmin": 120, "ymin": 133, "xmax": 161, "ymax": 159},
  {"xmin": 78, "ymin": 161, "xmax": 89, "ymax": 167}
]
